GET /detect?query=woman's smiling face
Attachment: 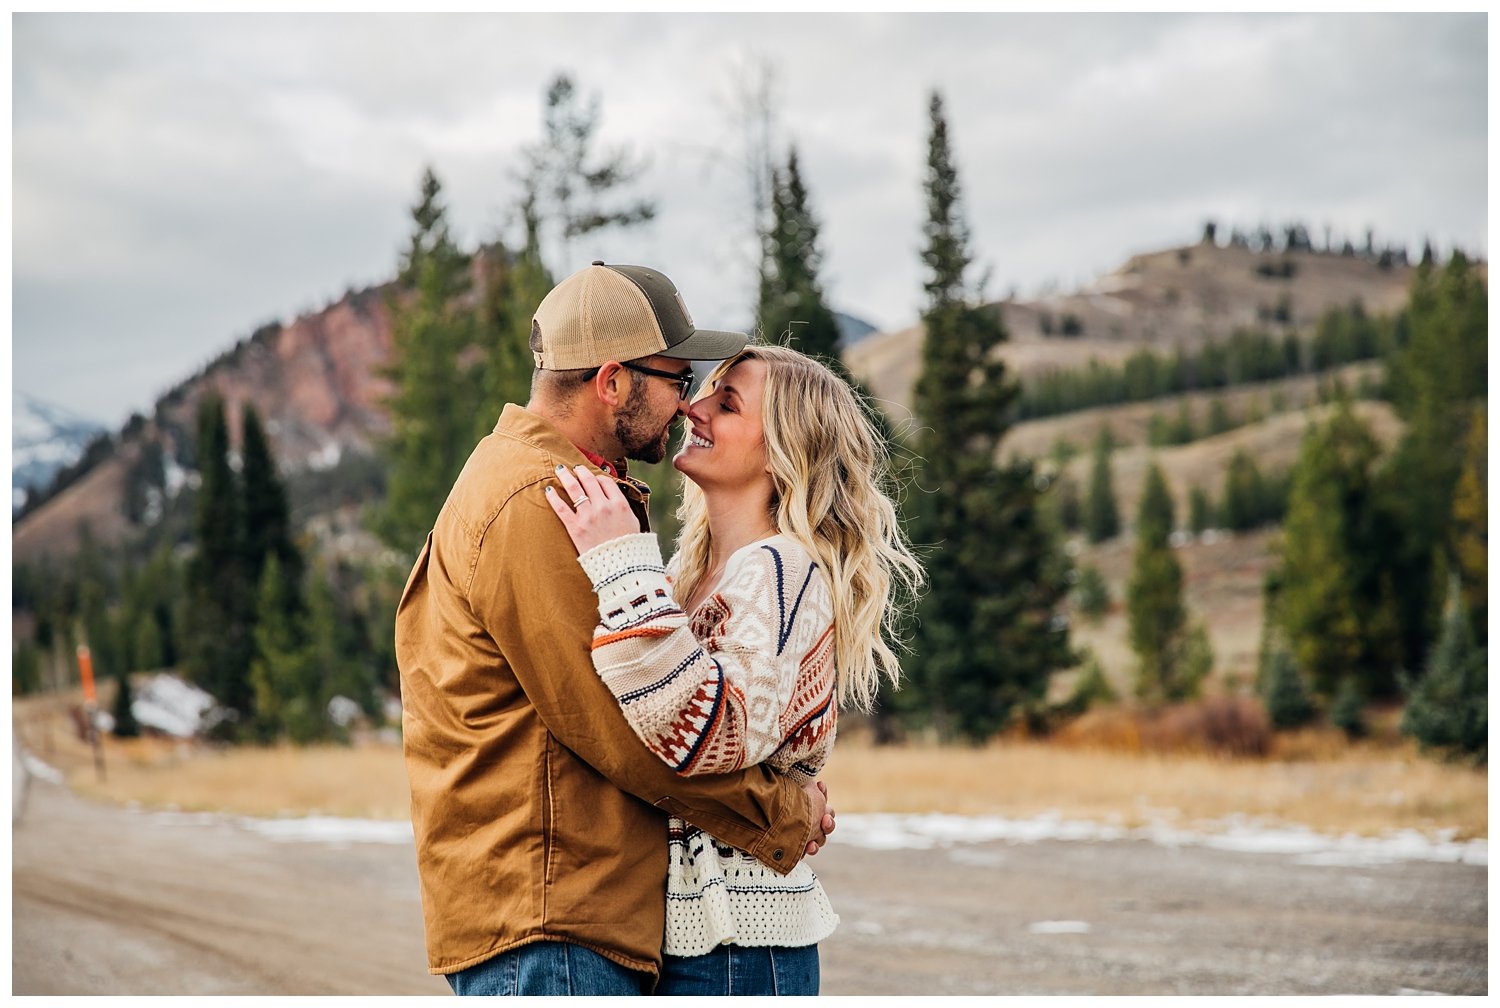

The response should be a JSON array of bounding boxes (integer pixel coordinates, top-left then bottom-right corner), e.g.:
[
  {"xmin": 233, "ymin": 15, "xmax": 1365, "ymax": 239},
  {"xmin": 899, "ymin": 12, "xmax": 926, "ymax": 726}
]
[{"xmin": 673, "ymin": 357, "xmax": 770, "ymax": 491}]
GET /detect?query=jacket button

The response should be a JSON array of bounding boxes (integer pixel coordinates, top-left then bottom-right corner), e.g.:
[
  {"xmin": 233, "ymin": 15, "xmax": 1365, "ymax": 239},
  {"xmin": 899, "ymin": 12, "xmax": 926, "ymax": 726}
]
[{"xmin": 773, "ymin": 848, "xmax": 784, "ymax": 861}]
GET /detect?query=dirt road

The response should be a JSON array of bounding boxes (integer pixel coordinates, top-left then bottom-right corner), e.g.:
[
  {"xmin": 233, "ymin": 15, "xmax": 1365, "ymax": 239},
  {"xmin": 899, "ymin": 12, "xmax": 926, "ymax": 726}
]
[{"xmin": 12, "ymin": 780, "xmax": 1485, "ymax": 996}]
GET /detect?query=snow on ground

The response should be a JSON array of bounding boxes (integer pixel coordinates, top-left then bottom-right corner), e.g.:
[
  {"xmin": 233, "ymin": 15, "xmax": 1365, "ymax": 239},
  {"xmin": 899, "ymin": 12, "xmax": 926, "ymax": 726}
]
[
  {"xmin": 131, "ymin": 674, "xmax": 219, "ymax": 737},
  {"xmin": 237, "ymin": 815, "xmax": 414, "ymax": 846},
  {"xmin": 19, "ymin": 751, "xmax": 65, "ymax": 785},
  {"xmin": 832, "ymin": 811, "xmax": 1487, "ymax": 867},
  {"xmin": 110, "ymin": 800, "xmax": 1485, "ymax": 867}
]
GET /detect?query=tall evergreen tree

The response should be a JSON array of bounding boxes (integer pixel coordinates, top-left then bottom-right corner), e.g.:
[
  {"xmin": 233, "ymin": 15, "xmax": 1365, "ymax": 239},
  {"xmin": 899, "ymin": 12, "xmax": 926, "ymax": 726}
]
[
  {"xmin": 1220, "ymin": 449, "xmax": 1266, "ymax": 531},
  {"xmin": 1261, "ymin": 648, "xmax": 1316, "ymax": 730},
  {"xmin": 1381, "ymin": 253, "xmax": 1488, "ymax": 670},
  {"xmin": 1448, "ymin": 407, "xmax": 1486, "ymax": 643},
  {"xmin": 1276, "ymin": 402, "xmax": 1401, "ymax": 698},
  {"xmin": 758, "ymin": 147, "xmax": 843, "ymax": 367},
  {"xmin": 1127, "ymin": 462, "xmax": 1190, "ymax": 703},
  {"xmin": 1330, "ymin": 676, "xmax": 1368, "ymax": 739},
  {"xmin": 1401, "ymin": 576, "xmax": 1487, "ymax": 761},
  {"xmin": 521, "ymin": 73, "xmax": 656, "ymax": 268},
  {"xmin": 240, "ymin": 404, "xmax": 301, "ymax": 605},
  {"xmin": 180, "ymin": 395, "xmax": 255, "ymax": 723},
  {"xmin": 749, "ymin": 140, "xmax": 903, "ymax": 547},
  {"xmin": 1084, "ymin": 427, "xmax": 1121, "ymax": 543},
  {"xmin": 306, "ymin": 560, "xmax": 380, "ymax": 728},
  {"xmin": 377, "ymin": 168, "xmax": 482, "ymax": 552},
  {"xmin": 110, "ymin": 667, "xmax": 140, "ymax": 738},
  {"xmin": 1188, "ymin": 485, "xmax": 1213, "ymax": 534},
  {"xmin": 474, "ymin": 218, "xmax": 553, "ymax": 444},
  {"xmin": 248, "ymin": 553, "xmax": 320, "ymax": 744},
  {"xmin": 902, "ymin": 91, "xmax": 1074, "ymax": 741}
]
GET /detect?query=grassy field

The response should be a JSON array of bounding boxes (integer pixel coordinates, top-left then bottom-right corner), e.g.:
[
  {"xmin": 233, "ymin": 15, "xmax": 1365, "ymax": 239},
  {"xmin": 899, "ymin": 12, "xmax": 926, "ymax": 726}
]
[{"xmin": 16, "ymin": 691, "xmax": 1486, "ymax": 842}]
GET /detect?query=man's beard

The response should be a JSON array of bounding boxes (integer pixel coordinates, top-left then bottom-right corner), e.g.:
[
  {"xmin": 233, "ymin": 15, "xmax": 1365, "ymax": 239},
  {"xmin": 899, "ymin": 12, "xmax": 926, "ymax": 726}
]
[{"xmin": 614, "ymin": 381, "xmax": 674, "ymax": 463}]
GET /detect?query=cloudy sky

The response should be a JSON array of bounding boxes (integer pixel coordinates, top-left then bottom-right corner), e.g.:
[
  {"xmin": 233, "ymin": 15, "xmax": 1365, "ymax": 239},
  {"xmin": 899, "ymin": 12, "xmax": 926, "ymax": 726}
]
[{"xmin": 13, "ymin": 12, "xmax": 1488, "ymax": 431}]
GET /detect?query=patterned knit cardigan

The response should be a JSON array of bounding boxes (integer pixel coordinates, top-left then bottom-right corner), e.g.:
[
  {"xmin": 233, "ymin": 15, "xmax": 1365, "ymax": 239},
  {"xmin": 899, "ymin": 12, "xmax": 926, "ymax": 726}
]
[{"xmin": 576, "ymin": 531, "xmax": 840, "ymax": 955}]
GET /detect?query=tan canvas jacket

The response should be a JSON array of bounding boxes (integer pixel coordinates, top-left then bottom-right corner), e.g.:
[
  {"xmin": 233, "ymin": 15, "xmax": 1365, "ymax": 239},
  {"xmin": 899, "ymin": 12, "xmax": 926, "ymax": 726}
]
[{"xmin": 396, "ymin": 404, "xmax": 815, "ymax": 978}]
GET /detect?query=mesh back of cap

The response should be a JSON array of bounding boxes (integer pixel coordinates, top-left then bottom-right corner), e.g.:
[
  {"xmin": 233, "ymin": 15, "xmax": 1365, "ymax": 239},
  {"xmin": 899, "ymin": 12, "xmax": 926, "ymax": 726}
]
[{"xmin": 532, "ymin": 266, "xmax": 668, "ymax": 370}]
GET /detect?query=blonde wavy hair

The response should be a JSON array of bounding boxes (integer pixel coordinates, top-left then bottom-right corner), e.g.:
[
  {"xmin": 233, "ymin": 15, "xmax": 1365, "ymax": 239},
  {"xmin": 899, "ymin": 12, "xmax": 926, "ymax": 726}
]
[{"xmin": 669, "ymin": 344, "xmax": 925, "ymax": 714}]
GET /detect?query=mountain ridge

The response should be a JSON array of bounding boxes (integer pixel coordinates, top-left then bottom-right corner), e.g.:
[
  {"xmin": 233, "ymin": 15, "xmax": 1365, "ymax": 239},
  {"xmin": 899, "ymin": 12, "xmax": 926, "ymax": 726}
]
[{"xmin": 12, "ymin": 238, "xmax": 1420, "ymax": 565}]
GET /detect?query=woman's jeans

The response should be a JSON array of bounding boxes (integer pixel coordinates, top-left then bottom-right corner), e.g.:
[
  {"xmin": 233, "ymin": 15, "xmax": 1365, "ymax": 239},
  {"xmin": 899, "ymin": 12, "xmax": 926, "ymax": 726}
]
[{"xmin": 659, "ymin": 943, "xmax": 820, "ymax": 996}]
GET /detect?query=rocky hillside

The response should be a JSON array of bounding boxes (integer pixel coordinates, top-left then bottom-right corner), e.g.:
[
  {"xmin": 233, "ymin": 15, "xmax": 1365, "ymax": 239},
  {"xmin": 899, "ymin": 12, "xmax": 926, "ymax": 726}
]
[
  {"xmin": 13, "ymin": 281, "xmax": 398, "ymax": 565},
  {"xmin": 845, "ymin": 239, "xmax": 1414, "ymax": 418},
  {"xmin": 12, "ymin": 239, "xmax": 1417, "ymax": 566}
]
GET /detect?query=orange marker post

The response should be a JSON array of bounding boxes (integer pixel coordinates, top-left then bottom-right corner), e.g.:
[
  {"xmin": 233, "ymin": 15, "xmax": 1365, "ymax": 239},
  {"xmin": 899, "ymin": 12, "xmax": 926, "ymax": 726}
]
[
  {"xmin": 77, "ymin": 644, "xmax": 97, "ymax": 706},
  {"xmin": 75, "ymin": 644, "xmax": 105, "ymax": 781}
]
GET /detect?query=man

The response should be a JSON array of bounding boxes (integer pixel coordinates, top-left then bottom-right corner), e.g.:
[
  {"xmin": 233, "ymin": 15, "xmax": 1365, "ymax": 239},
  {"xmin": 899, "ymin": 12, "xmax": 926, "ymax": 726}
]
[{"xmin": 396, "ymin": 261, "xmax": 834, "ymax": 996}]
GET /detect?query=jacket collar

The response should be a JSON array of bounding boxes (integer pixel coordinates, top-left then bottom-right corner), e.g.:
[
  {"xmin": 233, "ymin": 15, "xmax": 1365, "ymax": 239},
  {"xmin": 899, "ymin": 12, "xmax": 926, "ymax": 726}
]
[{"xmin": 495, "ymin": 403, "xmax": 639, "ymax": 485}]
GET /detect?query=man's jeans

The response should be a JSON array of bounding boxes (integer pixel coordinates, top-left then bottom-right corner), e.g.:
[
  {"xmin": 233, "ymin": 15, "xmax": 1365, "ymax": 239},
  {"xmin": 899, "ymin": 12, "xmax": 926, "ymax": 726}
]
[
  {"xmin": 447, "ymin": 941, "xmax": 650, "ymax": 996},
  {"xmin": 658, "ymin": 944, "xmax": 820, "ymax": 996}
]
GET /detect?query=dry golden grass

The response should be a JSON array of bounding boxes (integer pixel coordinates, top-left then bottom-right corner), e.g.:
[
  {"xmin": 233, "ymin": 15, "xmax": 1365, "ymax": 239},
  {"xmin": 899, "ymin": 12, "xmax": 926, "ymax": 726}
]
[
  {"xmin": 16, "ymin": 692, "xmax": 1484, "ymax": 842},
  {"xmin": 823, "ymin": 735, "xmax": 1487, "ymax": 841},
  {"xmin": 75, "ymin": 739, "xmax": 414, "ymax": 820},
  {"xmin": 14, "ymin": 693, "xmax": 409, "ymax": 820}
]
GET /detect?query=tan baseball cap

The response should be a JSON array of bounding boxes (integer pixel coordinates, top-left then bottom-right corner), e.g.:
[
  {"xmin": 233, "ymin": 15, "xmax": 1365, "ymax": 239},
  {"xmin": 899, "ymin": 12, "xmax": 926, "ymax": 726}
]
[{"xmin": 530, "ymin": 261, "xmax": 749, "ymax": 370}]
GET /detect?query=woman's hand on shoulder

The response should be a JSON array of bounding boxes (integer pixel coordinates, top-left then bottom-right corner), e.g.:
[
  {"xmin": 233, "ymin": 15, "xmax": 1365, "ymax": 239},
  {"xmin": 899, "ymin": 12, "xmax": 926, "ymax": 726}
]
[{"xmin": 545, "ymin": 464, "xmax": 641, "ymax": 556}]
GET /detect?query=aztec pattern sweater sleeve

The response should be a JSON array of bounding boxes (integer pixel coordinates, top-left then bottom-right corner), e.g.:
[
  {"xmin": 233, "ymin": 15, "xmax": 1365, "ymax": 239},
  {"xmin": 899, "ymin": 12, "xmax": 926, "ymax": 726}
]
[{"xmin": 575, "ymin": 532, "xmax": 837, "ymax": 779}]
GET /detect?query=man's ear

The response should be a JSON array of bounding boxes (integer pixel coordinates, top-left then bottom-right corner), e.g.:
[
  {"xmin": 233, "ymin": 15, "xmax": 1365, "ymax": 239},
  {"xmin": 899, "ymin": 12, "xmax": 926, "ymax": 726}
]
[{"xmin": 592, "ymin": 361, "xmax": 627, "ymax": 408}]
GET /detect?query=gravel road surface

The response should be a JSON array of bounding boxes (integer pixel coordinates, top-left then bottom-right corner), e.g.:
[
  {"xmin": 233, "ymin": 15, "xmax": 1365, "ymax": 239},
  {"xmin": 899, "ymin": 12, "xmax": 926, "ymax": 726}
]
[{"xmin": 12, "ymin": 781, "xmax": 1485, "ymax": 996}]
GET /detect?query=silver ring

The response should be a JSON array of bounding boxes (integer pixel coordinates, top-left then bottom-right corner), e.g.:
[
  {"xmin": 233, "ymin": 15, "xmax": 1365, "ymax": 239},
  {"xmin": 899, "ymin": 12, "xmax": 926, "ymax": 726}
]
[{"xmin": 572, "ymin": 497, "xmax": 590, "ymax": 507}]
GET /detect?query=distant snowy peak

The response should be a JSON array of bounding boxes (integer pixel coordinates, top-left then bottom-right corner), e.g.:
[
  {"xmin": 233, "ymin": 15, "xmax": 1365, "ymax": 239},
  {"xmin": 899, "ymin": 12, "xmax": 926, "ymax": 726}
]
[{"xmin": 12, "ymin": 394, "xmax": 107, "ymax": 511}]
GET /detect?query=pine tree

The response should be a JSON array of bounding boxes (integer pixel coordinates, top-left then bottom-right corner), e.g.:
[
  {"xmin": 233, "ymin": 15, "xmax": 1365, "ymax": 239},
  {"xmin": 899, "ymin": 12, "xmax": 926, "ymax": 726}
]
[
  {"xmin": 1052, "ymin": 477, "xmax": 1083, "ymax": 533},
  {"xmin": 1074, "ymin": 565, "xmax": 1110, "ymax": 621},
  {"xmin": 758, "ymin": 147, "xmax": 844, "ymax": 367},
  {"xmin": 1188, "ymin": 486, "xmax": 1213, "ymax": 534},
  {"xmin": 1084, "ymin": 427, "xmax": 1121, "ymax": 543},
  {"xmin": 1448, "ymin": 407, "xmax": 1486, "ymax": 643},
  {"xmin": 1178, "ymin": 623, "xmax": 1214, "ymax": 700},
  {"xmin": 1276, "ymin": 402, "xmax": 1401, "ymax": 698},
  {"xmin": 1401, "ymin": 577, "xmax": 1487, "ymax": 761},
  {"xmin": 1262, "ymin": 648, "xmax": 1315, "ymax": 730},
  {"xmin": 377, "ymin": 168, "xmax": 482, "ymax": 552},
  {"xmin": 1220, "ymin": 449, "xmax": 1265, "ymax": 531},
  {"xmin": 1127, "ymin": 463, "xmax": 1189, "ymax": 703},
  {"xmin": 13, "ymin": 641, "xmax": 42, "ymax": 696},
  {"xmin": 474, "ymin": 223, "xmax": 553, "ymax": 444},
  {"xmin": 1330, "ymin": 676, "xmax": 1367, "ymax": 739},
  {"xmin": 521, "ymin": 73, "xmax": 656, "ymax": 267},
  {"xmin": 903, "ymin": 91, "xmax": 1074, "ymax": 741},
  {"xmin": 110, "ymin": 667, "xmax": 140, "ymax": 738},
  {"xmin": 181, "ymin": 395, "xmax": 255, "ymax": 724},
  {"xmin": 1381, "ymin": 252, "xmax": 1487, "ymax": 672},
  {"xmin": 1207, "ymin": 397, "xmax": 1233, "ymax": 436},
  {"xmin": 1063, "ymin": 654, "xmax": 1116, "ymax": 715},
  {"xmin": 135, "ymin": 545, "xmax": 180, "ymax": 671},
  {"xmin": 752, "ymin": 141, "xmax": 899, "ymax": 516},
  {"xmin": 248, "ymin": 554, "xmax": 324, "ymax": 744},
  {"xmin": 307, "ymin": 559, "xmax": 379, "ymax": 733},
  {"xmin": 240, "ymin": 404, "xmax": 301, "ymax": 607}
]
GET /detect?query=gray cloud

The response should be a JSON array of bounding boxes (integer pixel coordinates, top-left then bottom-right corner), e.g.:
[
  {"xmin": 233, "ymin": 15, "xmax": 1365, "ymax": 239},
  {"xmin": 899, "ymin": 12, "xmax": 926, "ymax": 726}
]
[{"xmin": 12, "ymin": 12, "xmax": 1486, "ymax": 428}]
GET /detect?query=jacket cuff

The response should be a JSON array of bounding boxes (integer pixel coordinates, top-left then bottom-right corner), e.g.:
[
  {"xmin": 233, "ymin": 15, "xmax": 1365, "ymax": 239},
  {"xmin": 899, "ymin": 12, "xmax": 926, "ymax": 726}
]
[{"xmin": 576, "ymin": 532, "xmax": 675, "ymax": 630}]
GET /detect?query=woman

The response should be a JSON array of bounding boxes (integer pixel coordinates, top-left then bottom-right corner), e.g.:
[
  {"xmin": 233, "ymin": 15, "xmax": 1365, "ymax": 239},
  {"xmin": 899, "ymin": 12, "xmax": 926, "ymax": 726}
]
[{"xmin": 546, "ymin": 343, "xmax": 923, "ymax": 996}]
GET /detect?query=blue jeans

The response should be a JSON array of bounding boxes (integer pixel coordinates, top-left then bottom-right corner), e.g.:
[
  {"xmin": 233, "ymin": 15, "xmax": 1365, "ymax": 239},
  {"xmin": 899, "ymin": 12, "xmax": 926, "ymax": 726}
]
[
  {"xmin": 658, "ymin": 944, "xmax": 820, "ymax": 996},
  {"xmin": 446, "ymin": 941, "xmax": 650, "ymax": 996}
]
